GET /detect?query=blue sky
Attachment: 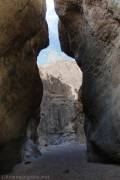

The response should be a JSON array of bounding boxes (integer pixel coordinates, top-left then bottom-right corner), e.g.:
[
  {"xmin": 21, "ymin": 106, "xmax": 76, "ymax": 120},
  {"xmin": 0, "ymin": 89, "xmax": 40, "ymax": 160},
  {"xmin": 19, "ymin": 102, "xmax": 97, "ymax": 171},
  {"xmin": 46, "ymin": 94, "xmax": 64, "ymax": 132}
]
[{"xmin": 37, "ymin": 0, "xmax": 73, "ymax": 64}]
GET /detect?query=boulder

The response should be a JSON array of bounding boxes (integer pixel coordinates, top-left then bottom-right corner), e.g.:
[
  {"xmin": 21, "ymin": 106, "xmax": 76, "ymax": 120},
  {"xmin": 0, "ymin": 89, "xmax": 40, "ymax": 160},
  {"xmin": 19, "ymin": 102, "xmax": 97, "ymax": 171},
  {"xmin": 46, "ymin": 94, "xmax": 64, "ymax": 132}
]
[
  {"xmin": 0, "ymin": 0, "xmax": 48, "ymax": 173},
  {"xmin": 54, "ymin": 0, "xmax": 120, "ymax": 163}
]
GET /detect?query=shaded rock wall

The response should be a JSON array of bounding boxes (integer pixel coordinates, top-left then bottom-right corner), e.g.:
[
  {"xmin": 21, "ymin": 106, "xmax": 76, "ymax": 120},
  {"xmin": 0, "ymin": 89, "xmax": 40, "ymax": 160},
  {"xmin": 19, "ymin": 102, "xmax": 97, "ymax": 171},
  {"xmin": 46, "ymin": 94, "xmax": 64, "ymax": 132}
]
[
  {"xmin": 38, "ymin": 61, "xmax": 85, "ymax": 146},
  {"xmin": 54, "ymin": 0, "xmax": 120, "ymax": 163},
  {"xmin": 0, "ymin": 0, "xmax": 48, "ymax": 173}
]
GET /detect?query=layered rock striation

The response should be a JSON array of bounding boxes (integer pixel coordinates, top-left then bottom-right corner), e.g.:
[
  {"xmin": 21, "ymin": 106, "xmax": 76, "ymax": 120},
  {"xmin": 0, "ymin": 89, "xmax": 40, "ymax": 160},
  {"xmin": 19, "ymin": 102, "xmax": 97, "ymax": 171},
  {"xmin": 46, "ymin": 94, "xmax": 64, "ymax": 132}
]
[
  {"xmin": 38, "ymin": 61, "xmax": 85, "ymax": 146},
  {"xmin": 0, "ymin": 0, "xmax": 48, "ymax": 173},
  {"xmin": 54, "ymin": 0, "xmax": 120, "ymax": 163}
]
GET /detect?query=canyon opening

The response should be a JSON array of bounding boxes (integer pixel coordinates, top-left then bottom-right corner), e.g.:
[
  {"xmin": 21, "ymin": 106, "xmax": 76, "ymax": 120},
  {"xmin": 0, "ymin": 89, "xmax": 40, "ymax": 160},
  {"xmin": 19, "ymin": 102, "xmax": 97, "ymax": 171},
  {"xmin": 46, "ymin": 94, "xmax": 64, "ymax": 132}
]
[
  {"xmin": 0, "ymin": 0, "xmax": 120, "ymax": 179},
  {"xmin": 36, "ymin": 0, "xmax": 85, "ymax": 148}
]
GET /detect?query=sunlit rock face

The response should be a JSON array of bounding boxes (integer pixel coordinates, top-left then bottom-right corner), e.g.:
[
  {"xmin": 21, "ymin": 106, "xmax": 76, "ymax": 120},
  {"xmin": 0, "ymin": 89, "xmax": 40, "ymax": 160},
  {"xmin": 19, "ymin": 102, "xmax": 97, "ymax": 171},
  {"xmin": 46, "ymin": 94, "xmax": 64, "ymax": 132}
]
[
  {"xmin": 0, "ymin": 0, "xmax": 48, "ymax": 173},
  {"xmin": 54, "ymin": 0, "xmax": 120, "ymax": 163},
  {"xmin": 38, "ymin": 61, "xmax": 85, "ymax": 147}
]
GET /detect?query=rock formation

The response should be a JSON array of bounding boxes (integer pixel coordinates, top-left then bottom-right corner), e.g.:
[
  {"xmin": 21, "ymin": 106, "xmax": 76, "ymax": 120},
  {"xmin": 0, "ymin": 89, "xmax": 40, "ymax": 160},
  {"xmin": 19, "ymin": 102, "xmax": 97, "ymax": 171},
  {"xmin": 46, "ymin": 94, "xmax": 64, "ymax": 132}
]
[
  {"xmin": 38, "ymin": 61, "xmax": 85, "ymax": 147},
  {"xmin": 0, "ymin": 0, "xmax": 48, "ymax": 173},
  {"xmin": 54, "ymin": 0, "xmax": 120, "ymax": 163}
]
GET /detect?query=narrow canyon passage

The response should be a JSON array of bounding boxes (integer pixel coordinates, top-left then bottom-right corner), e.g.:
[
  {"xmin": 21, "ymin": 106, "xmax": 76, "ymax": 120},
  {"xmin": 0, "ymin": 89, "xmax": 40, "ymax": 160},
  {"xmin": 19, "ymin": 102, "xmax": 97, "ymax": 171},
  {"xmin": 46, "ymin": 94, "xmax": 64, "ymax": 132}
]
[
  {"xmin": 10, "ymin": 0, "xmax": 120, "ymax": 179},
  {"xmin": 1, "ymin": 0, "xmax": 120, "ymax": 178},
  {"xmin": 36, "ymin": 0, "xmax": 85, "ymax": 149},
  {"xmin": 20, "ymin": 0, "xmax": 86, "ymax": 166},
  {"xmin": 9, "ymin": 0, "xmax": 87, "ymax": 177}
]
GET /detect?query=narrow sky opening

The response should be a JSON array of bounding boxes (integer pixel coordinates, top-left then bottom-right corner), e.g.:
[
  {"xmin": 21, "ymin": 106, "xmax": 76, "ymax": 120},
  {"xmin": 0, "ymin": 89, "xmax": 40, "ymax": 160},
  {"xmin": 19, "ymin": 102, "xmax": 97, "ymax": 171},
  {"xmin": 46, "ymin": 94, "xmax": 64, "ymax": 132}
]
[{"xmin": 37, "ymin": 0, "xmax": 74, "ymax": 64}]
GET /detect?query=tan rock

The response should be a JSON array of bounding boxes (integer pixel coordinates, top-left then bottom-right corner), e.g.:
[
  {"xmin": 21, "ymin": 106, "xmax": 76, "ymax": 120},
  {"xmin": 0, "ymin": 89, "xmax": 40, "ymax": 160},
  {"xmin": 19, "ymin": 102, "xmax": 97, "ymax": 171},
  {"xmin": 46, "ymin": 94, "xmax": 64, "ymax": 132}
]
[
  {"xmin": 54, "ymin": 0, "xmax": 120, "ymax": 163},
  {"xmin": 0, "ymin": 0, "xmax": 48, "ymax": 173}
]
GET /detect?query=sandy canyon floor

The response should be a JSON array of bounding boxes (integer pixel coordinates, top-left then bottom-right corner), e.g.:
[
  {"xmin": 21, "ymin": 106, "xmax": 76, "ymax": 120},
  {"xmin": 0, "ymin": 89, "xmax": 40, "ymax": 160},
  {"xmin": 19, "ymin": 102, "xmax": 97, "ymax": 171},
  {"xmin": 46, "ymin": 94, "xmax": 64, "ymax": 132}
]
[{"xmin": 8, "ymin": 143, "xmax": 120, "ymax": 180}]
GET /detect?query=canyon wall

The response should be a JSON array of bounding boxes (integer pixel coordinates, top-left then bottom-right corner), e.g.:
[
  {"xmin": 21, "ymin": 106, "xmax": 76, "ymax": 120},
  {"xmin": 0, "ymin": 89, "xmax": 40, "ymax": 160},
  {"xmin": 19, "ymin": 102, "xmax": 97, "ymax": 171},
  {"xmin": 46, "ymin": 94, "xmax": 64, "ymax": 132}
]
[
  {"xmin": 0, "ymin": 0, "xmax": 48, "ymax": 173},
  {"xmin": 38, "ymin": 61, "xmax": 85, "ymax": 147},
  {"xmin": 54, "ymin": 0, "xmax": 120, "ymax": 163}
]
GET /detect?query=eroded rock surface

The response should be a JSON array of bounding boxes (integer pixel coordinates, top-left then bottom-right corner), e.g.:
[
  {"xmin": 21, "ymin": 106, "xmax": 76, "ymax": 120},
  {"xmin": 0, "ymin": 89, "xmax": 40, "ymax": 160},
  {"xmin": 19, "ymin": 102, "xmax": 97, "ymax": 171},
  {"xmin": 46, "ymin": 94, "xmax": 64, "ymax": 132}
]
[
  {"xmin": 0, "ymin": 0, "xmax": 48, "ymax": 173},
  {"xmin": 54, "ymin": 0, "xmax": 120, "ymax": 163},
  {"xmin": 38, "ymin": 61, "xmax": 85, "ymax": 147}
]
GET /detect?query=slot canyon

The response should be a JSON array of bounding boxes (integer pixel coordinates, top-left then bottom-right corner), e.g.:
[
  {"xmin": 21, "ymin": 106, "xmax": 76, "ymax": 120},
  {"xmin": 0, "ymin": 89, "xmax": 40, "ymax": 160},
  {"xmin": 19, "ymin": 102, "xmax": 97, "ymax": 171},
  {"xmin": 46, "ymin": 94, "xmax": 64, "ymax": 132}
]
[{"xmin": 0, "ymin": 0, "xmax": 120, "ymax": 179}]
